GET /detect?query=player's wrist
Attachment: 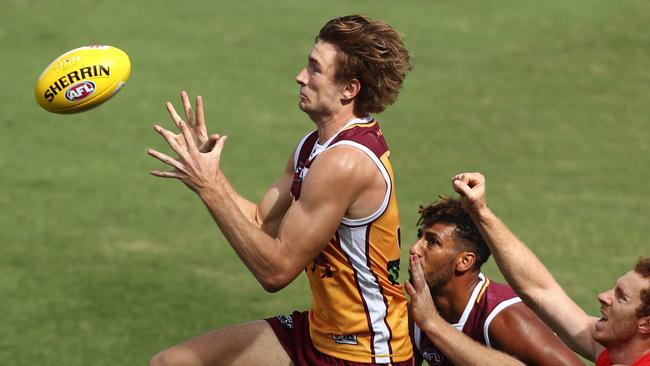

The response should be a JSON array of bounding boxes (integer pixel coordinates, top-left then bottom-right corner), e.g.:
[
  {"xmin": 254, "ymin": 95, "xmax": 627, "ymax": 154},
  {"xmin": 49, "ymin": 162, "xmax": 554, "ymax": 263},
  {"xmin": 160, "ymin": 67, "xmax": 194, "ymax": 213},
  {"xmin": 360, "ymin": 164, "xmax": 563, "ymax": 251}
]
[
  {"xmin": 467, "ymin": 202, "xmax": 491, "ymax": 221},
  {"xmin": 196, "ymin": 177, "xmax": 226, "ymax": 201},
  {"xmin": 420, "ymin": 314, "xmax": 443, "ymax": 336}
]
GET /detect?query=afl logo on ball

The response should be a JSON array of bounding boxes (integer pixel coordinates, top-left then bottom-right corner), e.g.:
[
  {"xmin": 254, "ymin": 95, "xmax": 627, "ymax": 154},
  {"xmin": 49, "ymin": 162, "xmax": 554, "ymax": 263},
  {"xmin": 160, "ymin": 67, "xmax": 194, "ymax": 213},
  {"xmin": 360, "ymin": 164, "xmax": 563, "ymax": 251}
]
[{"xmin": 65, "ymin": 81, "xmax": 96, "ymax": 101}]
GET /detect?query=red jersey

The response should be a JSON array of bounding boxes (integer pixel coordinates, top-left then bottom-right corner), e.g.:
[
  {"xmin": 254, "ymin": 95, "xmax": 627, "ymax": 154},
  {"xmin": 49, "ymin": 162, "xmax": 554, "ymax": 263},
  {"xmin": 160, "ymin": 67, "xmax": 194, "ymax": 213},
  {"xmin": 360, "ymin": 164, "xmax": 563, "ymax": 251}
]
[{"xmin": 596, "ymin": 349, "xmax": 650, "ymax": 366}]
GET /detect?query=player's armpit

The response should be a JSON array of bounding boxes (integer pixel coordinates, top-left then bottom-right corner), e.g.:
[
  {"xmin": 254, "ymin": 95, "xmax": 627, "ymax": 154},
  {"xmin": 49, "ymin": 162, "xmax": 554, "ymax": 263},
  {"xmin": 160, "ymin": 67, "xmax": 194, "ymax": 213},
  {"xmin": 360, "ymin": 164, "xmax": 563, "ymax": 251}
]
[{"xmin": 488, "ymin": 302, "xmax": 584, "ymax": 366}]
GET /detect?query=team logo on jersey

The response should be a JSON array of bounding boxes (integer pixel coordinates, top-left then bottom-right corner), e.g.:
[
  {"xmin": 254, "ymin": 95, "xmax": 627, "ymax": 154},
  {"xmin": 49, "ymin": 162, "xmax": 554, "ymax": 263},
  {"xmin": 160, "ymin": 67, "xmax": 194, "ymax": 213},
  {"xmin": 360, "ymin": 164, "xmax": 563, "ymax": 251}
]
[
  {"xmin": 387, "ymin": 259, "xmax": 400, "ymax": 285},
  {"xmin": 332, "ymin": 334, "xmax": 358, "ymax": 345},
  {"xmin": 421, "ymin": 348, "xmax": 445, "ymax": 365},
  {"xmin": 311, "ymin": 253, "xmax": 334, "ymax": 278}
]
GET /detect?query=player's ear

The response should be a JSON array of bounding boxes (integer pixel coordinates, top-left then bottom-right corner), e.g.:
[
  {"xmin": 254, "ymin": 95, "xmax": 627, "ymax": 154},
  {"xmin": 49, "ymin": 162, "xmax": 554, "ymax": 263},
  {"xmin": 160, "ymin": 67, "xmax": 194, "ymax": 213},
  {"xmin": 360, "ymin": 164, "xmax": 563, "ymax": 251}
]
[
  {"xmin": 456, "ymin": 251, "xmax": 476, "ymax": 273},
  {"xmin": 638, "ymin": 315, "xmax": 650, "ymax": 334},
  {"xmin": 341, "ymin": 78, "xmax": 361, "ymax": 102}
]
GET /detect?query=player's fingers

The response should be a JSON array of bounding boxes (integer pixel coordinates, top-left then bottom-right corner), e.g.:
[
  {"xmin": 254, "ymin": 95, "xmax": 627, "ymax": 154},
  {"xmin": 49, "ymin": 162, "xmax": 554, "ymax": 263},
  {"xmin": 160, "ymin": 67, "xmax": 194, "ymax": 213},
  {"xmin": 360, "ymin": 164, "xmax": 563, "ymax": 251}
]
[
  {"xmin": 181, "ymin": 91, "xmax": 195, "ymax": 126},
  {"xmin": 209, "ymin": 135, "xmax": 228, "ymax": 156},
  {"xmin": 153, "ymin": 125, "xmax": 185, "ymax": 153},
  {"xmin": 196, "ymin": 95, "xmax": 208, "ymax": 135},
  {"xmin": 460, "ymin": 172, "xmax": 484, "ymax": 187},
  {"xmin": 204, "ymin": 133, "xmax": 221, "ymax": 150},
  {"xmin": 452, "ymin": 173, "xmax": 464, "ymax": 181},
  {"xmin": 150, "ymin": 169, "xmax": 186, "ymax": 179},
  {"xmin": 179, "ymin": 121, "xmax": 199, "ymax": 154},
  {"xmin": 409, "ymin": 255, "xmax": 427, "ymax": 290},
  {"xmin": 166, "ymin": 101, "xmax": 184, "ymax": 129},
  {"xmin": 452, "ymin": 179, "xmax": 472, "ymax": 196},
  {"xmin": 404, "ymin": 280, "xmax": 416, "ymax": 298},
  {"xmin": 147, "ymin": 149, "xmax": 187, "ymax": 173}
]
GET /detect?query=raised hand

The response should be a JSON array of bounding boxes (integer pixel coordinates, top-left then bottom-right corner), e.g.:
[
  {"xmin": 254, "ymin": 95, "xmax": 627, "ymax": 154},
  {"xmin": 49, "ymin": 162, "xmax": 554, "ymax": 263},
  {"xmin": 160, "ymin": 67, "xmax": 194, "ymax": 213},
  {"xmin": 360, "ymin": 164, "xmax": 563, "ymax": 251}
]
[
  {"xmin": 148, "ymin": 117, "xmax": 227, "ymax": 194},
  {"xmin": 452, "ymin": 172, "xmax": 487, "ymax": 213},
  {"xmin": 166, "ymin": 91, "xmax": 211, "ymax": 152}
]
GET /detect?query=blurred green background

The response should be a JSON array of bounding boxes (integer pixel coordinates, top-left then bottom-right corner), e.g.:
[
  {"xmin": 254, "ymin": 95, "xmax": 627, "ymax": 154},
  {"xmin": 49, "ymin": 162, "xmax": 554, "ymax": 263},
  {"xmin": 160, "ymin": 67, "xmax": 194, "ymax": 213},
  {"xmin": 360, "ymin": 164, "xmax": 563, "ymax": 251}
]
[{"xmin": 1, "ymin": 0, "xmax": 648, "ymax": 364}]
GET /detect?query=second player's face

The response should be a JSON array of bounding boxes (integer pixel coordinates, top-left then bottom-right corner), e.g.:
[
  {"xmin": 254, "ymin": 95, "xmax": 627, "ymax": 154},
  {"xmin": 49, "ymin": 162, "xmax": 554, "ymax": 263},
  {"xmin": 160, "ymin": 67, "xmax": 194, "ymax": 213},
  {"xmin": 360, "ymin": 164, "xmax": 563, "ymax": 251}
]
[
  {"xmin": 409, "ymin": 222, "xmax": 460, "ymax": 294},
  {"xmin": 295, "ymin": 40, "xmax": 344, "ymax": 119},
  {"xmin": 593, "ymin": 270, "xmax": 649, "ymax": 346}
]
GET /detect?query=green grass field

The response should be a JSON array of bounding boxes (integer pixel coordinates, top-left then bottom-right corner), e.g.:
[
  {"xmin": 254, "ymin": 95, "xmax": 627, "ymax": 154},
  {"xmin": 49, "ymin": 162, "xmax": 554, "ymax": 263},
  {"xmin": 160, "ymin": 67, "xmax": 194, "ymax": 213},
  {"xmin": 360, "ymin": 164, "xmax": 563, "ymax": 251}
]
[{"xmin": 1, "ymin": 0, "xmax": 649, "ymax": 364}]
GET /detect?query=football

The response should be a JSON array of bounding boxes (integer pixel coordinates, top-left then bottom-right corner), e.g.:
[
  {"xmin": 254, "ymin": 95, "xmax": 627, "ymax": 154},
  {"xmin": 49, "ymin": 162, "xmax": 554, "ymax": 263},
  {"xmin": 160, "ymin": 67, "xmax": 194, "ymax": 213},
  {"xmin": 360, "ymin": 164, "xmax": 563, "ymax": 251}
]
[{"xmin": 35, "ymin": 45, "xmax": 131, "ymax": 114}]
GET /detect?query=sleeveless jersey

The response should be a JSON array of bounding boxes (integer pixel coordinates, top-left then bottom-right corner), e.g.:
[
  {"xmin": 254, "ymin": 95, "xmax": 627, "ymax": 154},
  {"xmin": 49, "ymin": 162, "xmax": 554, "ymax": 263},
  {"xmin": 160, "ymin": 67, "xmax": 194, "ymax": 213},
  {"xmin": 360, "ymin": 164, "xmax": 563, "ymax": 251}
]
[
  {"xmin": 596, "ymin": 349, "xmax": 650, "ymax": 366},
  {"xmin": 290, "ymin": 116, "xmax": 412, "ymax": 364},
  {"xmin": 413, "ymin": 273, "xmax": 522, "ymax": 365}
]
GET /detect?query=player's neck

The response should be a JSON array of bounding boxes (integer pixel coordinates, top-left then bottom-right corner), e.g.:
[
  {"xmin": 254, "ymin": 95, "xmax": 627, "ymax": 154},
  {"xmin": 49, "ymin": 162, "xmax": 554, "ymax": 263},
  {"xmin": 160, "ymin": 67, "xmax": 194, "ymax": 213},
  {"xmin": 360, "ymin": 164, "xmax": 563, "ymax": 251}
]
[
  {"xmin": 313, "ymin": 109, "xmax": 359, "ymax": 143},
  {"xmin": 606, "ymin": 336, "xmax": 650, "ymax": 365},
  {"xmin": 435, "ymin": 274, "xmax": 481, "ymax": 324}
]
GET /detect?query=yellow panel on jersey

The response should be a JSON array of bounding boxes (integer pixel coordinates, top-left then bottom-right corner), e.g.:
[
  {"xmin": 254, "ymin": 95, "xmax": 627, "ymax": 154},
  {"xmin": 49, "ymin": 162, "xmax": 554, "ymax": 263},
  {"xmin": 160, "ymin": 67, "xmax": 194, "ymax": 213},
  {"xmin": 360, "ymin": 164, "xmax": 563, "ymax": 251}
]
[{"xmin": 291, "ymin": 116, "xmax": 412, "ymax": 363}]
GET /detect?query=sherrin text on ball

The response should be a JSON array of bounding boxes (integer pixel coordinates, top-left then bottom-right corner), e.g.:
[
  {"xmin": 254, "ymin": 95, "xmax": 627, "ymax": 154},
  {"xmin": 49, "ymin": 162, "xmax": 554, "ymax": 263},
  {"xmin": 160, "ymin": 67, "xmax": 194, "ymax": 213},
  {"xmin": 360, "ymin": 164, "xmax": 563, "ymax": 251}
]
[{"xmin": 35, "ymin": 45, "xmax": 131, "ymax": 114}]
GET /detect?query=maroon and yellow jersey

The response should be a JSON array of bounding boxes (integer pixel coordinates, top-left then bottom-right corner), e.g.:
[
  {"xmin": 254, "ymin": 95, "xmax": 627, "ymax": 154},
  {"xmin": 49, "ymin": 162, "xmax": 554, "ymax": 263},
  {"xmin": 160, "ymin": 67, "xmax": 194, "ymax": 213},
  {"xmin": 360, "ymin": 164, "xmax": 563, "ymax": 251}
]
[
  {"xmin": 413, "ymin": 273, "xmax": 521, "ymax": 365},
  {"xmin": 290, "ymin": 116, "xmax": 412, "ymax": 363}
]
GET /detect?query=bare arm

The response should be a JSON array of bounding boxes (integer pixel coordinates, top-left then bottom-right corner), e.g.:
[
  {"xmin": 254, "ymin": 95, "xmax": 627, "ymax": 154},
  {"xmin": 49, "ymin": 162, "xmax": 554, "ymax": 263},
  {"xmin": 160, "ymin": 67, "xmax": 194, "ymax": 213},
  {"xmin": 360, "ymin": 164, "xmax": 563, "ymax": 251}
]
[
  {"xmin": 214, "ymin": 156, "xmax": 294, "ymax": 237},
  {"xmin": 406, "ymin": 255, "xmax": 526, "ymax": 366},
  {"xmin": 158, "ymin": 91, "xmax": 294, "ymax": 235},
  {"xmin": 452, "ymin": 173, "xmax": 602, "ymax": 360},
  {"xmin": 149, "ymin": 119, "xmax": 373, "ymax": 291},
  {"xmin": 488, "ymin": 302, "xmax": 584, "ymax": 366}
]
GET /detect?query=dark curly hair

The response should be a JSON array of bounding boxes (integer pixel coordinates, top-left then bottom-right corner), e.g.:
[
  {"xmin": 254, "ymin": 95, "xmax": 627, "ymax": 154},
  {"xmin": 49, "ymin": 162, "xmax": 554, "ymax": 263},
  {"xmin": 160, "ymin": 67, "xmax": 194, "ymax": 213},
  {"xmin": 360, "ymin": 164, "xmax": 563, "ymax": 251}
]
[
  {"xmin": 317, "ymin": 14, "xmax": 412, "ymax": 116},
  {"xmin": 417, "ymin": 197, "xmax": 491, "ymax": 271},
  {"xmin": 635, "ymin": 257, "xmax": 650, "ymax": 317}
]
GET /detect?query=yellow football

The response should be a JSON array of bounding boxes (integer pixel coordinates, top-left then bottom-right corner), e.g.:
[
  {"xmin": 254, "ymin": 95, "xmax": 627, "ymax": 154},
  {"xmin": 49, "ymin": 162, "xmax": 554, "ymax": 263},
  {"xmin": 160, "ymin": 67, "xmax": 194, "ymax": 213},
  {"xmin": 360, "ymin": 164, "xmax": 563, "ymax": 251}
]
[{"xmin": 35, "ymin": 45, "xmax": 131, "ymax": 114}]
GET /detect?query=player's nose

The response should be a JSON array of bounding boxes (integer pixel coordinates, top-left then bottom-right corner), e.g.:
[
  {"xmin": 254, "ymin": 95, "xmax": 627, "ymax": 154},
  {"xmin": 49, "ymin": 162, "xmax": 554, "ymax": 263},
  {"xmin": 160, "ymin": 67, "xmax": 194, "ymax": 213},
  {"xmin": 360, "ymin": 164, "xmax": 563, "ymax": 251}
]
[
  {"xmin": 295, "ymin": 68, "xmax": 308, "ymax": 85},
  {"xmin": 409, "ymin": 241, "xmax": 421, "ymax": 256},
  {"xmin": 597, "ymin": 288, "xmax": 613, "ymax": 306}
]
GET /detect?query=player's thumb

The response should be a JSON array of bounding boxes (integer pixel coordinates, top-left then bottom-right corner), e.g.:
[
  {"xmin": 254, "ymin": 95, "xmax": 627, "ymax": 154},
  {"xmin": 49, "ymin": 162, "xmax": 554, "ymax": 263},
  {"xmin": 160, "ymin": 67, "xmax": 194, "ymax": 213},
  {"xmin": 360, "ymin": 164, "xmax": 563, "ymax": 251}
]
[
  {"xmin": 208, "ymin": 134, "xmax": 227, "ymax": 153},
  {"xmin": 452, "ymin": 179, "xmax": 472, "ymax": 197}
]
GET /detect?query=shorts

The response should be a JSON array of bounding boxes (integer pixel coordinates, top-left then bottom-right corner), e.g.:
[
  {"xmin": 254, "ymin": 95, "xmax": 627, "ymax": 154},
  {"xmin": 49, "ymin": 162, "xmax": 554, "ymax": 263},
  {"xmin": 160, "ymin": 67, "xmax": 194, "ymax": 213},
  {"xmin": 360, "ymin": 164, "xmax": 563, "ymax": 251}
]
[{"xmin": 265, "ymin": 310, "xmax": 412, "ymax": 366}]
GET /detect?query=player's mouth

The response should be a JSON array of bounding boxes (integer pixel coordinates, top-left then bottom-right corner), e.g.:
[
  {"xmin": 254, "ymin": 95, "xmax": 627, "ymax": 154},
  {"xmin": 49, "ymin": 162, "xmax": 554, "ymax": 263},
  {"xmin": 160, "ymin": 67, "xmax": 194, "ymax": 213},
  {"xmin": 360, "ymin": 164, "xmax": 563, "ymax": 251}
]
[{"xmin": 597, "ymin": 310, "xmax": 608, "ymax": 325}]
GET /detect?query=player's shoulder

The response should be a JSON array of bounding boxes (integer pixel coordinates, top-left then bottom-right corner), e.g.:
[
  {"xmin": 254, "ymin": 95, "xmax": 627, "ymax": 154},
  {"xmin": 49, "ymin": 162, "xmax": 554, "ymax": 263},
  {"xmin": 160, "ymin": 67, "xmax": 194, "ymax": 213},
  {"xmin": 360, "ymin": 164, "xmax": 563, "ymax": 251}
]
[
  {"xmin": 312, "ymin": 144, "xmax": 374, "ymax": 176},
  {"xmin": 487, "ymin": 299, "xmax": 549, "ymax": 342},
  {"xmin": 332, "ymin": 119, "xmax": 390, "ymax": 157},
  {"xmin": 481, "ymin": 278, "xmax": 519, "ymax": 303}
]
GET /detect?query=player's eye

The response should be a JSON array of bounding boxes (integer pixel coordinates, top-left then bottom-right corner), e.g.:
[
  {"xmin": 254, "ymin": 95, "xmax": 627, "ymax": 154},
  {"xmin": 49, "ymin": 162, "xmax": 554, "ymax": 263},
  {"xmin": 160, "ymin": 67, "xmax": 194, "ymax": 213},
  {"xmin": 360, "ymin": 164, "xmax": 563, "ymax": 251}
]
[
  {"xmin": 425, "ymin": 235, "xmax": 438, "ymax": 246},
  {"xmin": 615, "ymin": 289, "xmax": 627, "ymax": 303}
]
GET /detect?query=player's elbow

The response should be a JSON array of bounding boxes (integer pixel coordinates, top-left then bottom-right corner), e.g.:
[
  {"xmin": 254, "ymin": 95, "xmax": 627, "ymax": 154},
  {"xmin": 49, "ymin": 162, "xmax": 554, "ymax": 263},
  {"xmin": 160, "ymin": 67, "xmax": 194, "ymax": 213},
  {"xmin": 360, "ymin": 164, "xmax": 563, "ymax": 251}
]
[
  {"xmin": 253, "ymin": 247, "xmax": 298, "ymax": 292},
  {"xmin": 257, "ymin": 272, "xmax": 292, "ymax": 293}
]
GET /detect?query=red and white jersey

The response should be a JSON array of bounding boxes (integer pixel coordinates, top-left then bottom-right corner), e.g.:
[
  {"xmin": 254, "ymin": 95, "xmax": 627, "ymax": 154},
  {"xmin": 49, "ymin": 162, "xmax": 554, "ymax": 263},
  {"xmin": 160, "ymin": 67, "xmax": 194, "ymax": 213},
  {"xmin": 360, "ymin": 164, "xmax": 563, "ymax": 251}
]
[
  {"xmin": 413, "ymin": 273, "xmax": 522, "ymax": 365},
  {"xmin": 291, "ymin": 116, "xmax": 412, "ymax": 364}
]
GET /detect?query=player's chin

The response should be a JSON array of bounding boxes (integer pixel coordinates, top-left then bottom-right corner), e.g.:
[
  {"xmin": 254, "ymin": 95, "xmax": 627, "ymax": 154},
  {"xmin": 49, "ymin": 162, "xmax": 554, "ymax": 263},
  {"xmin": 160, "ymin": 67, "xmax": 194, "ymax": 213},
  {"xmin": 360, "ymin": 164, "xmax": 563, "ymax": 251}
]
[
  {"xmin": 592, "ymin": 319, "xmax": 609, "ymax": 343},
  {"xmin": 298, "ymin": 100, "xmax": 309, "ymax": 111}
]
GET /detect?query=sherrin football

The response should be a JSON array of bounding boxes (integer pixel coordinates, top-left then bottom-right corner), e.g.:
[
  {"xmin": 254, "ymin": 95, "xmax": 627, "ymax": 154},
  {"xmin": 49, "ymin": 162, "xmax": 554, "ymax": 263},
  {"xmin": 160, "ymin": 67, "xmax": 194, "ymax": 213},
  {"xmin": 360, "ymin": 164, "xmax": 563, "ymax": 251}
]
[{"xmin": 35, "ymin": 45, "xmax": 131, "ymax": 114}]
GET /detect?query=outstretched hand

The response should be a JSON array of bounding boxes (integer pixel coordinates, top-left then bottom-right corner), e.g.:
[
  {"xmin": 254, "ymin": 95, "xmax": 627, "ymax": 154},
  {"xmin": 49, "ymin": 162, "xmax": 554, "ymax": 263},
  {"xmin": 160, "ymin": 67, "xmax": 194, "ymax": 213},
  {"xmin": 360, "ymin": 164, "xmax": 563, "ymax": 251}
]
[
  {"xmin": 148, "ymin": 91, "xmax": 227, "ymax": 193},
  {"xmin": 405, "ymin": 254, "xmax": 439, "ymax": 333},
  {"xmin": 166, "ymin": 91, "xmax": 212, "ymax": 152},
  {"xmin": 452, "ymin": 172, "xmax": 487, "ymax": 214}
]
